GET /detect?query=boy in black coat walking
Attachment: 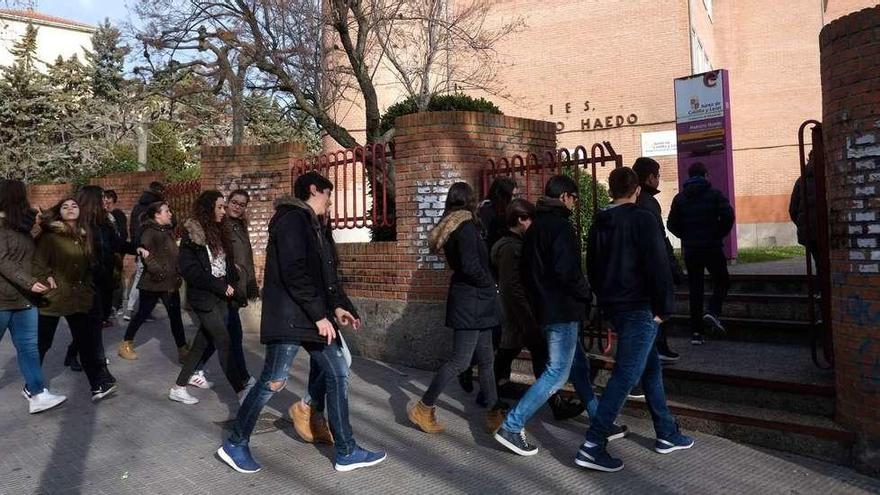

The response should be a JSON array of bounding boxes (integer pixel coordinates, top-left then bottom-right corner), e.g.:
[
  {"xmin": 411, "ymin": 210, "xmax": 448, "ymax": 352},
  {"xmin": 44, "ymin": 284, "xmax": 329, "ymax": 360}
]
[
  {"xmin": 667, "ymin": 162, "xmax": 735, "ymax": 345},
  {"xmin": 218, "ymin": 172, "xmax": 386, "ymax": 474}
]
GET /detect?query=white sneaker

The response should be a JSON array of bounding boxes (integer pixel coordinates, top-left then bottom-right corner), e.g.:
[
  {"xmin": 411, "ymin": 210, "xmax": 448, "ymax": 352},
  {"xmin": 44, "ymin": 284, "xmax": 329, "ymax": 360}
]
[
  {"xmin": 122, "ymin": 310, "xmax": 132, "ymax": 321},
  {"xmin": 169, "ymin": 385, "xmax": 199, "ymax": 405},
  {"xmin": 238, "ymin": 377, "xmax": 257, "ymax": 405},
  {"xmin": 22, "ymin": 387, "xmax": 67, "ymax": 414},
  {"xmin": 188, "ymin": 370, "xmax": 214, "ymax": 389}
]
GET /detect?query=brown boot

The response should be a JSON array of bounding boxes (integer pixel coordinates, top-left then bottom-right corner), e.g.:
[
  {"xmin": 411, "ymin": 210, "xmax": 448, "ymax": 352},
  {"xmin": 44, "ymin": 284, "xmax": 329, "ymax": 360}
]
[
  {"xmin": 408, "ymin": 400, "xmax": 444, "ymax": 433},
  {"xmin": 484, "ymin": 408, "xmax": 505, "ymax": 434},
  {"xmin": 311, "ymin": 413, "xmax": 334, "ymax": 445},
  {"xmin": 177, "ymin": 345, "xmax": 189, "ymax": 364},
  {"xmin": 117, "ymin": 340, "xmax": 137, "ymax": 360},
  {"xmin": 289, "ymin": 399, "xmax": 314, "ymax": 443}
]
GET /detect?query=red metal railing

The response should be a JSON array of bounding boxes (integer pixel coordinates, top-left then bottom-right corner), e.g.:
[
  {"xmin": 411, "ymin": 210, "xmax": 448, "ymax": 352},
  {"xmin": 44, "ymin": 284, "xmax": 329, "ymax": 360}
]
[
  {"xmin": 164, "ymin": 179, "xmax": 201, "ymax": 238},
  {"xmin": 291, "ymin": 144, "xmax": 395, "ymax": 230}
]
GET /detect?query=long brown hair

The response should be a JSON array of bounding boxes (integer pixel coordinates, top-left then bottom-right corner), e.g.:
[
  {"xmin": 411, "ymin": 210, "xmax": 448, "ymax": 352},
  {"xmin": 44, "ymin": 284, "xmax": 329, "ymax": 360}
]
[
  {"xmin": 74, "ymin": 185, "xmax": 107, "ymax": 252},
  {"xmin": 40, "ymin": 197, "xmax": 91, "ymax": 256},
  {"xmin": 193, "ymin": 190, "xmax": 227, "ymax": 256},
  {"xmin": 0, "ymin": 179, "xmax": 32, "ymax": 232}
]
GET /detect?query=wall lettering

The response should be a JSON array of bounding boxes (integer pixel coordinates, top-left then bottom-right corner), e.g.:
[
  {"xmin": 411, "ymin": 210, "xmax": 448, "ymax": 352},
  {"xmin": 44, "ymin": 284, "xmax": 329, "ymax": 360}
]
[{"xmin": 548, "ymin": 99, "xmax": 639, "ymax": 131}]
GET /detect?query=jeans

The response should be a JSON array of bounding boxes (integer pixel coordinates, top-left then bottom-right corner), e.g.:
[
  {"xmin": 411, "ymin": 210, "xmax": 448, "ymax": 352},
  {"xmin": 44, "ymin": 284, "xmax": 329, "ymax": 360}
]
[
  {"xmin": 123, "ymin": 290, "xmax": 187, "ymax": 348},
  {"xmin": 585, "ymin": 310, "xmax": 676, "ymax": 445},
  {"xmin": 125, "ymin": 258, "xmax": 144, "ymax": 313},
  {"xmin": 39, "ymin": 313, "xmax": 111, "ymax": 389},
  {"xmin": 176, "ymin": 300, "xmax": 248, "ymax": 390},
  {"xmin": 502, "ymin": 322, "xmax": 598, "ymax": 433},
  {"xmin": 422, "ymin": 328, "xmax": 497, "ymax": 408},
  {"xmin": 684, "ymin": 247, "xmax": 729, "ymax": 332},
  {"xmin": 0, "ymin": 307, "xmax": 45, "ymax": 394},
  {"xmin": 229, "ymin": 340, "xmax": 357, "ymax": 456},
  {"xmin": 194, "ymin": 307, "xmax": 246, "ymax": 379}
]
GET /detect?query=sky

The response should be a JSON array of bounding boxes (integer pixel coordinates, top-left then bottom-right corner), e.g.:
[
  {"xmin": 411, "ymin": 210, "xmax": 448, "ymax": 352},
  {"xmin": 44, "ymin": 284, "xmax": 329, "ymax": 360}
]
[{"xmin": 29, "ymin": 0, "xmax": 133, "ymax": 27}]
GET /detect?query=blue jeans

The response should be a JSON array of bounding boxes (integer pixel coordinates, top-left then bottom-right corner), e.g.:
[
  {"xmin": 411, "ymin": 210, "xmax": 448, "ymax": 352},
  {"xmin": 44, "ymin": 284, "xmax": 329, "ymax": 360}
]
[
  {"xmin": 229, "ymin": 340, "xmax": 356, "ymax": 456},
  {"xmin": 502, "ymin": 322, "xmax": 598, "ymax": 433},
  {"xmin": 585, "ymin": 309, "xmax": 676, "ymax": 445},
  {"xmin": 0, "ymin": 307, "xmax": 45, "ymax": 394}
]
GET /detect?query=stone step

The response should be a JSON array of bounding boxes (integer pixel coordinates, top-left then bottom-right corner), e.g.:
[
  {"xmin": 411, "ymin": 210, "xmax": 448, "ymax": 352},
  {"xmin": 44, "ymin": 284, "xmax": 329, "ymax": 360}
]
[
  {"xmin": 683, "ymin": 273, "xmax": 814, "ymax": 295},
  {"xmin": 673, "ymin": 292, "xmax": 817, "ymax": 322},
  {"xmin": 665, "ymin": 315, "xmax": 819, "ymax": 345}
]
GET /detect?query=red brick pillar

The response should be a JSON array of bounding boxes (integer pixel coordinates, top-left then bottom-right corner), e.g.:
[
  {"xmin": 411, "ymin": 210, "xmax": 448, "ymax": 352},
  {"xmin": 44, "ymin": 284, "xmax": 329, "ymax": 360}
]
[
  {"xmin": 393, "ymin": 111, "xmax": 557, "ymax": 299},
  {"xmin": 820, "ymin": 5, "xmax": 880, "ymax": 475}
]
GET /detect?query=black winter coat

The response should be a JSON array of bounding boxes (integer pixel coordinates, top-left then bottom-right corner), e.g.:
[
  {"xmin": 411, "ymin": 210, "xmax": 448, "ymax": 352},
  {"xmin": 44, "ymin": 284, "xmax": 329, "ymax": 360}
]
[
  {"xmin": 130, "ymin": 190, "xmax": 164, "ymax": 248},
  {"xmin": 587, "ymin": 203, "xmax": 674, "ymax": 317},
  {"xmin": 90, "ymin": 220, "xmax": 134, "ymax": 293},
  {"xmin": 667, "ymin": 177, "xmax": 735, "ymax": 251},
  {"xmin": 260, "ymin": 197, "xmax": 357, "ymax": 345},
  {"xmin": 522, "ymin": 198, "xmax": 591, "ymax": 325},
  {"xmin": 789, "ymin": 165, "xmax": 817, "ymax": 246},
  {"xmin": 178, "ymin": 219, "xmax": 241, "ymax": 312},
  {"xmin": 637, "ymin": 185, "xmax": 685, "ymax": 283},
  {"xmin": 429, "ymin": 210, "xmax": 500, "ymax": 330}
]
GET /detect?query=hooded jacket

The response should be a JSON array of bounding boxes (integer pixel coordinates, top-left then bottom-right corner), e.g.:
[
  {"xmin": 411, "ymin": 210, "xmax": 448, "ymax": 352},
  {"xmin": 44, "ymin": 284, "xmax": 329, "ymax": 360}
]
[
  {"xmin": 637, "ymin": 184, "xmax": 685, "ymax": 284},
  {"xmin": 667, "ymin": 176, "xmax": 735, "ymax": 250},
  {"xmin": 260, "ymin": 196, "xmax": 358, "ymax": 345},
  {"xmin": 521, "ymin": 197, "xmax": 591, "ymax": 325},
  {"xmin": 0, "ymin": 211, "xmax": 39, "ymax": 311},
  {"xmin": 429, "ymin": 210, "xmax": 500, "ymax": 330},
  {"xmin": 32, "ymin": 221, "xmax": 94, "ymax": 316},
  {"xmin": 491, "ymin": 231, "xmax": 538, "ymax": 348},
  {"xmin": 178, "ymin": 218, "xmax": 241, "ymax": 312},
  {"xmin": 587, "ymin": 203, "xmax": 674, "ymax": 317},
  {"xmin": 138, "ymin": 219, "xmax": 181, "ymax": 293},
  {"xmin": 130, "ymin": 189, "xmax": 164, "ymax": 247}
]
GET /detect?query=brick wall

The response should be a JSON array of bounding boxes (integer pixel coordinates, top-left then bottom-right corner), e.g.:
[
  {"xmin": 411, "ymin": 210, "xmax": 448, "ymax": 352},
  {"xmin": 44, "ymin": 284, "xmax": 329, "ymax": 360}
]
[
  {"xmin": 27, "ymin": 183, "xmax": 76, "ymax": 211},
  {"xmin": 820, "ymin": 5, "xmax": 880, "ymax": 467},
  {"xmin": 90, "ymin": 172, "xmax": 166, "ymax": 213}
]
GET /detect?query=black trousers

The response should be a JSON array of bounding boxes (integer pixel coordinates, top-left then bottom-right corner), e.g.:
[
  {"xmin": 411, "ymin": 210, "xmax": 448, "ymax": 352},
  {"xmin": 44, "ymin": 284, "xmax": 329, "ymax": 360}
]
[
  {"xmin": 39, "ymin": 313, "xmax": 112, "ymax": 389},
  {"xmin": 684, "ymin": 246, "xmax": 730, "ymax": 332},
  {"xmin": 175, "ymin": 300, "xmax": 248, "ymax": 390},
  {"xmin": 423, "ymin": 329, "xmax": 497, "ymax": 408},
  {"xmin": 123, "ymin": 289, "xmax": 187, "ymax": 347}
]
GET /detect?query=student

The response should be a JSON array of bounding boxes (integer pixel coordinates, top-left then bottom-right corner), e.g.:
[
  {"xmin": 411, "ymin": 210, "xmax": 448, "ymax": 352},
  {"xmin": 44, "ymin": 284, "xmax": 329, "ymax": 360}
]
[
  {"xmin": 124, "ymin": 181, "xmax": 165, "ymax": 321},
  {"xmin": 577, "ymin": 167, "xmax": 692, "ymax": 472},
  {"xmin": 218, "ymin": 172, "xmax": 385, "ymax": 473}
]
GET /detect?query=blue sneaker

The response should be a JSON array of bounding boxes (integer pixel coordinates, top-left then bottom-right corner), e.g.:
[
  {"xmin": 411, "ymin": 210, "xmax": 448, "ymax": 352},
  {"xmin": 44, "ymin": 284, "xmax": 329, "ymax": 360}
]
[
  {"xmin": 217, "ymin": 441, "xmax": 262, "ymax": 473},
  {"xmin": 654, "ymin": 431, "xmax": 695, "ymax": 454},
  {"xmin": 574, "ymin": 443, "xmax": 624, "ymax": 472},
  {"xmin": 334, "ymin": 445, "xmax": 387, "ymax": 472}
]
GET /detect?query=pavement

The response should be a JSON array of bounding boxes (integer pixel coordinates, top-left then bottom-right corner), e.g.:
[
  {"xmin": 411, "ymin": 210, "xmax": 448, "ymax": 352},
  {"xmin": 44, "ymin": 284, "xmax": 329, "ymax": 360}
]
[{"xmin": 1, "ymin": 314, "xmax": 878, "ymax": 495}]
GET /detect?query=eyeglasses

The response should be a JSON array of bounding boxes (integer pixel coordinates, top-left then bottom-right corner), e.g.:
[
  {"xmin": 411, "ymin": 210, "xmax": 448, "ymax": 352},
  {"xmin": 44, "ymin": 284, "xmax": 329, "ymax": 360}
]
[{"xmin": 229, "ymin": 199, "xmax": 248, "ymax": 208}]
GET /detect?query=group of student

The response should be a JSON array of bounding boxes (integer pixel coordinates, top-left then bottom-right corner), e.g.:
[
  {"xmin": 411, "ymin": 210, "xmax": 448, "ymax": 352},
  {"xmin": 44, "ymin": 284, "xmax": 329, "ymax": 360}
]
[{"xmin": 1, "ymin": 156, "xmax": 735, "ymax": 475}]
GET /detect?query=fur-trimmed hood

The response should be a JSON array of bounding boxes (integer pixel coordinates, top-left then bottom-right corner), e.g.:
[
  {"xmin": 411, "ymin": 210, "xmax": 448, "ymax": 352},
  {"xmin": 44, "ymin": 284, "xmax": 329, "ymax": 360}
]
[
  {"xmin": 141, "ymin": 218, "xmax": 173, "ymax": 234},
  {"xmin": 44, "ymin": 220, "xmax": 87, "ymax": 238},
  {"xmin": 183, "ymin": 218, "xmax": 207, "ymax": 246},
  {"xmin": 428, "ymin": 210, "xmax": 474, "ymax": 252}
]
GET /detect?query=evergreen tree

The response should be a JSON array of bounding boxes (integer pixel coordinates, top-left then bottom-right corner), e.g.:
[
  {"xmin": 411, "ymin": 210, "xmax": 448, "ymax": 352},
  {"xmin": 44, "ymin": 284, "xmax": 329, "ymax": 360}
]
[{"xmin": 86, "ymin": 19, "xmax": 129, "ymax": 103}]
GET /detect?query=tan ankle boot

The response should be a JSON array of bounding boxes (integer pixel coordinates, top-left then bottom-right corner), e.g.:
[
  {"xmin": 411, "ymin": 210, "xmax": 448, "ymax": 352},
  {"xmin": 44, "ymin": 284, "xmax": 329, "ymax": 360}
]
[
  {"xmin": 311, "ymin": 413, "xmax": 334, "ymax": 445},
  {"xmin": 408, "ymin": 400, "xmax": 444, "ymax": 433},
  {"xmin": 485, "ymin": 408, "xmax": 505, "ymax": 434},
  {"xmin": 117, "ymin": 340, "xmax": 137, "ymax": 360},
  {"xmin": 289, "ymin": 399, "xmax": 314, "ymax": 442}
]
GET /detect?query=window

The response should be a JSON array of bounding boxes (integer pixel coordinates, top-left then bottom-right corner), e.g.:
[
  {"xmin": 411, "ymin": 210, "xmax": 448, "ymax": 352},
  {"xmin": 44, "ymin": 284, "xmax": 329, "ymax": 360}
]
[{"xmin": 690, "ymin": 30, "xmax": 713, "ymax": 74}]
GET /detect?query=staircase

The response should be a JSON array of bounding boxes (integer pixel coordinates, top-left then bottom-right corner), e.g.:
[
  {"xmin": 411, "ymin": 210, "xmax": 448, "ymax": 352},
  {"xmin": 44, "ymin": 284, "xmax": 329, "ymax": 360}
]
[{"xmin": 507, "ymin": 273, "xmax": 853, "ymax": 466}]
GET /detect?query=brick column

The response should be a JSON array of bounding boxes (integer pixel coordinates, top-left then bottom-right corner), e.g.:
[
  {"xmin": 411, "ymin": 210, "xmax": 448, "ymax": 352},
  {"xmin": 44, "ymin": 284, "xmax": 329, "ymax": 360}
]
[{"xmin": 820, "ymin": 5, "xmax": 880, "ymax": 475}]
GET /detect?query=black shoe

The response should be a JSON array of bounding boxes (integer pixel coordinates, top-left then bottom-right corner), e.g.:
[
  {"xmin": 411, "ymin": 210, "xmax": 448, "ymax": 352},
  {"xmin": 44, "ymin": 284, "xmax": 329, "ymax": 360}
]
[
  {"xmin": 627, "ymin": 386, "xmax": 645, "ymax": 400},
  {"xmin": 607, "ymin": 423, "xmax": 628, "ymax": 441},
  {"xmin": 690, "ymin": 333, "xmax": 705, "ymax": 345},
  {"xmin": 475, "ymin": 390, "xmax": 489, "ymax": 407},
  {"xmin": 64, "ymin": 352, "xmax": 83, "ymax": 372},
  {"xmin": 91, "ymin": 382, "xmax": 118, "ymax": 402},
  {"xmin": 494, "ymin": 427, "xmax": 538, "ymax": 456},
  {"xmin": 658, "ymin": 348, "xmax": 680, "ymax": 363},
  {"xmin": 458, "ymin": 368, "xmax": 474, "ymax": 393},
  {"xmin": 497, "ymin": 381, "xmax": 519, "ymax": 399},
  {"xmin": 549, "ymin": 394, "xmax": 586, "ymax": 421}
]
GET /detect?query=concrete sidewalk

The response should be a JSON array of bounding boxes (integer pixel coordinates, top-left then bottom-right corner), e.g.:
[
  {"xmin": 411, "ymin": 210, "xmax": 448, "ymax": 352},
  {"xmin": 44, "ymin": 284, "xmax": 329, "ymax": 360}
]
[{"xmin": 0, "ymin": 317, "xmax": 877, "ymax": 495}]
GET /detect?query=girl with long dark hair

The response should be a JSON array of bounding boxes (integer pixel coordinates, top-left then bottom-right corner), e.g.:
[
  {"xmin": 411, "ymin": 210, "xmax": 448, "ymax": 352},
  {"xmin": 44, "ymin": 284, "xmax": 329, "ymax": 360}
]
[
  {"xmin": 408, "ymin": 182, "xmax": 506, "ymax": 435},
  {"xmin": 169, "ymin": 190, "xmax": 253, "ymax": 405},
  {"xmin": 34, "ymin": 198, "xmax": 116, "ymax": 401},
  {"xmin": 0, "ymin": 179, "xmax": 67, "ymax": 413},
  {"xmin": 118, "ymin": 201, "xmax": 188, "ymax": 362}
]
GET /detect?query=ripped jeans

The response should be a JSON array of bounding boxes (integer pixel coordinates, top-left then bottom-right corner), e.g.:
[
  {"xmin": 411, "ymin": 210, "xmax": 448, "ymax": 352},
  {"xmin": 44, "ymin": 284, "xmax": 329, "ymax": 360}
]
[{"xmin": 227, "ymin": 340, "xmax": 356, "ymax": 456}]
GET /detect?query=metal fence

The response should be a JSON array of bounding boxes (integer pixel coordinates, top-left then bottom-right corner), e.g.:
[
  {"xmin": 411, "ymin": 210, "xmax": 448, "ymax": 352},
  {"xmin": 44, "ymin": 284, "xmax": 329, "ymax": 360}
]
[{"xmin": 291, "ymin": 144, "xmax": 395, "ymax": 230}]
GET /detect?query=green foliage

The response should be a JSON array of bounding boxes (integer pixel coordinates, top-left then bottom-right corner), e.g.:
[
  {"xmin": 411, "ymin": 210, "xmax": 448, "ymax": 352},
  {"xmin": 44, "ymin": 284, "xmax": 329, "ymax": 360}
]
[
  {"xmin": 565, "ymin": 171, "xmax": 611, "ymax": 247},
  {"xmin": 86, "ymin": 19, "xmax": 129, "ymax": 103},
  {"xmin": 379, "ymin": 92, "xmax": 503, "ymax": 135},
  {"xmin": 244, "ymin": 93, "xmax": 320, "ymax": 151},
  {"xmin": 735, "ymin": 245, "xmax": 805, "ymax": 264},
  {"xmin": 147, "ymin": 121, "xmax": 188, "ymax": 176}
]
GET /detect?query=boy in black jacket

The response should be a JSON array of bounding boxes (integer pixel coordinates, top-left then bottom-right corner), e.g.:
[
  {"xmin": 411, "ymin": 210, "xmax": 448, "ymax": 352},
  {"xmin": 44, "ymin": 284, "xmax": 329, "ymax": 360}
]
[
  {"xmin": 218, "ymin": 172, "xmax": 386, "ymax": 475},
  {"xmin": 577, "ymin": 167, "xmax": 692, "ymax": 472},
  {"xmin": 667, "ymin": 162, "xmax": 735, "ymax": 345}
]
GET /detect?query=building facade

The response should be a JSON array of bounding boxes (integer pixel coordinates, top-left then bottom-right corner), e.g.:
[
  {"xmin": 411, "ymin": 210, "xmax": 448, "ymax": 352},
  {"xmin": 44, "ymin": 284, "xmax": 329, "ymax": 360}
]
[
  {"xmin": 0, "ymin": 8, "xmax": 95, "ymax": 70},
  {"xmin": 333, "ymin": 0, "xmax": 877, "ymax": 248}
]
